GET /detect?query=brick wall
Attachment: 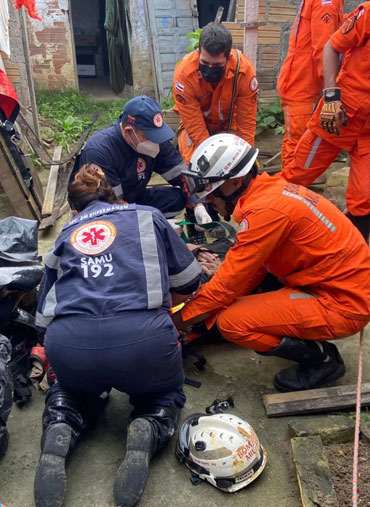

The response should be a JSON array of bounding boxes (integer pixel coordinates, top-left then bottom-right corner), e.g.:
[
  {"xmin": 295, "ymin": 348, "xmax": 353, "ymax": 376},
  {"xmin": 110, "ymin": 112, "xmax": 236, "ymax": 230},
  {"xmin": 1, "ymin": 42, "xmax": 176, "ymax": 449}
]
[{"xmin": 26, "ymin": 0, "xmax": 78, "ymax": 90}]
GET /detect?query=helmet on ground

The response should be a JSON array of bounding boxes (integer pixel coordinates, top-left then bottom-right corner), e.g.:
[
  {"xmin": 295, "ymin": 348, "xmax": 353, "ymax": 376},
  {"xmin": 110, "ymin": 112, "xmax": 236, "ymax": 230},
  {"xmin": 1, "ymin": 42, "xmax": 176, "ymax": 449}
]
[
  {"xmin": 176, "ymin": 412, "xmax": 267, "ymax": 493},
  {"xmin": 182, "ymin": 134, "xmax": 259, "ymax": 199}
]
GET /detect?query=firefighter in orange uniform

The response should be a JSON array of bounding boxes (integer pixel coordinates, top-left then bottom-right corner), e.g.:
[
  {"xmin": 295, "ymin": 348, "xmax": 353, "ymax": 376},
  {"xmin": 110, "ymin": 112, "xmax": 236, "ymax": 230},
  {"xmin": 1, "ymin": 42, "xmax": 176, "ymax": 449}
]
[
  {"xmin": 278, "ymin": 0, "xmax": 343, "ymax": 166},
  {"xmin": 281, "ymin": 2, "xmax": 370, "ymax": 242},
  {"xmin": 173, "ymin": 22, "xmax": 258, "ymax": 165},
  {"xmin": 174, "ymin": 134, "xmax": 370, "ymax": 392}
]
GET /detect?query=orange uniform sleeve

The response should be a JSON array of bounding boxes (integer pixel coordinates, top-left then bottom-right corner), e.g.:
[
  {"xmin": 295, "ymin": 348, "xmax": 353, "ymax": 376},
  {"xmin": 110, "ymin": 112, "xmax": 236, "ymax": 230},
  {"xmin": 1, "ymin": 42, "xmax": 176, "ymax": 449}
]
[
  {"xmin": 235, "ymin": 71, "xmax": 258, "ymax": 146},
  {"xmin": 173, "ymin": 68, "xmax": 210, "ymax": 149},
  {"xmin": 310, "ymin": 0, "xmax": 343, "ymax": 84},
  {"xmin": 330, "ymin": 4, "xmax": 370, "ymax": 53},
  {"xmin": 181, "ymin": 209, "xmax": 291, "ymax": 322}
]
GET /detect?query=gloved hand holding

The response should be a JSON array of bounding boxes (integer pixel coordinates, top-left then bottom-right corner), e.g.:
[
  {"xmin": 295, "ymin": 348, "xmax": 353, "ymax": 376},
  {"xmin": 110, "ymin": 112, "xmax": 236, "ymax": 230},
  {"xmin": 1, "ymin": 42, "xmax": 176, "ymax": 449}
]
[
  {"xmin": 320, "ymin": 88, "xmax": 348, "ymax": 136},
  {"xmin": 194, "ymin": 203, "xmax": 213, "ymax": 231}
]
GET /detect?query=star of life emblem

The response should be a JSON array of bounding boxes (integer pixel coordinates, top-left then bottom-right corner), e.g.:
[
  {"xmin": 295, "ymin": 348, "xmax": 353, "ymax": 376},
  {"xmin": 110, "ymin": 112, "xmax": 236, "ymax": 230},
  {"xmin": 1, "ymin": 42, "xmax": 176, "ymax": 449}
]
[{"xmin": 70, "ymin": 220, "xmax": 117, "ymax": 255}]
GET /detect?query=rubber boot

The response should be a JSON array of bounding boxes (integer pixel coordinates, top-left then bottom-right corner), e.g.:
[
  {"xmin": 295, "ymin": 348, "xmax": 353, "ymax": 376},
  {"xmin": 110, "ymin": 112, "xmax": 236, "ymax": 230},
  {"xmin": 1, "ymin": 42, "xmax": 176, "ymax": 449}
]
[
  {"xmin": 114, "ymin": 405, "xmax": 179, "ymax": 507},
  {"xmin": 346, "ymin": 213, "xmax": 370, "ymax": 244},
  {"xmin": 34, "ymin": 385, "xmax": 86, "ymax": 507},
  {"xmin": 0, "ymin": 335, "xmax": 12, "ymax": 461},
  {"xmin": 259, "ymin": 337, "xmax": 345, "ymax": 392}
]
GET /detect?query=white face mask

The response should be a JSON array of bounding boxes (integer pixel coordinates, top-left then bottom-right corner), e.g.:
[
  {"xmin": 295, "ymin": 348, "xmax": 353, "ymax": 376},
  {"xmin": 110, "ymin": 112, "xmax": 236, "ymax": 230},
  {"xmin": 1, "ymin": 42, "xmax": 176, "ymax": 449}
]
[{"xmin": 132, "ymin": 130, "xmax": 160, "ymax": 158}]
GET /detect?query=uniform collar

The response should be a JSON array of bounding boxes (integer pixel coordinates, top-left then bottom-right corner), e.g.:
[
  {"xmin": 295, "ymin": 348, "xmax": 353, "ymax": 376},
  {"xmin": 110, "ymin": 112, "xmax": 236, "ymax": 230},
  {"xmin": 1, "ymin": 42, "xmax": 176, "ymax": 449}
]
[{"xmin": 232, "ymin": 175, "xmax": 260, "ymax": 223}]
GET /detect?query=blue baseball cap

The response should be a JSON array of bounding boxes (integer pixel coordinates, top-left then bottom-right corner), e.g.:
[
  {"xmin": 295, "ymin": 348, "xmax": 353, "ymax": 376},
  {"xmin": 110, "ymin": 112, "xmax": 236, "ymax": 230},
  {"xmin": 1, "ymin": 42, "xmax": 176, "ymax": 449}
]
[{"xmin": 122, "ymin": 95, "xmax": 174, "ymax": 143}]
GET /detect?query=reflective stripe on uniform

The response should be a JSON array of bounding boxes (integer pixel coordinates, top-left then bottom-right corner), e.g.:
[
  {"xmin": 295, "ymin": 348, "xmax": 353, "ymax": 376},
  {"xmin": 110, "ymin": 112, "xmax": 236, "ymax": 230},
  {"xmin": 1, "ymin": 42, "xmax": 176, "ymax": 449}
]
[
  {"xmin": 304, "ymin": 136, "xmax": 322, "ymax": 168},
  {"xmin": 137, "ymin": 209, "xmax": 163, "ymax": 309},
  {"xmin": 282, "ymin": 190, "xmax": 337, "ymax": 232},
  {"xmin": 36, "ymin": 283, "xmax": 58, "ymax": 327},
  {"xmin": 161, "ymin": 161, "xmax": 187, "ymax": 182},
  {"xmin": 169, "ymin": 257, "xmax": 202, "ymax": 289},
  {"xmin": 290, "ymin": 292, "xmax": 315, "ymax": 299}
]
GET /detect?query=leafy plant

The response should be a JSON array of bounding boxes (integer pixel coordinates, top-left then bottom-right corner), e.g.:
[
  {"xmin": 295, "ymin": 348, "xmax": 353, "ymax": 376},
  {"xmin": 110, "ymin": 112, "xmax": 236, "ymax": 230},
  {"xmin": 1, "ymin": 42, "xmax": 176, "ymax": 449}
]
[
  {"xmin": 256, "ymin": 98, "xmax": 285, "ymax": 136},
  {"xmin": 185, "ymin": 28, "xmax": 202, "ymax": 52},
  {"xmin": 36, "ymin": 90, "xmax": 128, "ymax": 151}
]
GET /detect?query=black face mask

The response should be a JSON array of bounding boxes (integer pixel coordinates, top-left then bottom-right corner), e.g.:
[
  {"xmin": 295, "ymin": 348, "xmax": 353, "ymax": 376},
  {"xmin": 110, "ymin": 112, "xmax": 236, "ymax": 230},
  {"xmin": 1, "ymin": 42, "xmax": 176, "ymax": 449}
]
[{"xmin": 199, "ymin": 63, "xmax": 225, "ymax": 83}]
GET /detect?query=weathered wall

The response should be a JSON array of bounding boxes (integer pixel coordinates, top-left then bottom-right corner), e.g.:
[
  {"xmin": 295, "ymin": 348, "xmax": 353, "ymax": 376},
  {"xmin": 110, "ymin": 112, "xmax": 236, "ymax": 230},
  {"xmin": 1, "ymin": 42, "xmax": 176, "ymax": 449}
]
[
  {"xmin": 129, "ymin": 0, "xmax": 155, "ymax": 97},
  {"xmin": 26, "ymin": 0, "xmax": 78, "ymax": 90},
  {"xmin": 2, "ymin": 2, "xmax": 39, "ymax": 133}
]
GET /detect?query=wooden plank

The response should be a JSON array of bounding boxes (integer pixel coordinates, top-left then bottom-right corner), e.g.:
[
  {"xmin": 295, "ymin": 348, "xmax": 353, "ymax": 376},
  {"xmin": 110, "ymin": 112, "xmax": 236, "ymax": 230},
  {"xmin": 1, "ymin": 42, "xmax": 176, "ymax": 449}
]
[
  {"xmin": 41, "ymin": 146, "xmax": 62, "ymax": 217},
  {"xmin": 0, "ymin": 133, "xmax": 40, "ymax": 220},
  {"xmin": 263, "ymin": 383, "xmax": 370, "ymax": 417},
  {"xmin": 291, "ymin": 436, "xmax": 339, "ymax": 507}
]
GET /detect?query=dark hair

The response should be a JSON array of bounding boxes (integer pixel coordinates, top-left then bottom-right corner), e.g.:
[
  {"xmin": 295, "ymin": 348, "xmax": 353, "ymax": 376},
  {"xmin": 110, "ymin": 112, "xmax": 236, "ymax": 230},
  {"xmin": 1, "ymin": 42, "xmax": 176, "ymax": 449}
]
[
  {"xmin": 199, "ymin": 23, "xmax": 233, "ymax": 58},
  {"xmin": 68, "ymin": 164, "xmax": 121, "ymax": 212}
]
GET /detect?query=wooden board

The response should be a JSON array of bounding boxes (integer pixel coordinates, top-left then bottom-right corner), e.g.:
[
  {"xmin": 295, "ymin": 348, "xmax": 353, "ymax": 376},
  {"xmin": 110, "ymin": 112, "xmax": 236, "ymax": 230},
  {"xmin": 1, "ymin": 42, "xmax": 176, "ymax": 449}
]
[
  {"xmin": 291, "ymin": 436, "xmax": 339, "ymax": 507},
  {"xmin": 42, "ymin": 145, "xmax": 62, "ymax": 217},
  {"xmin": 0, "ymin": 133, "xmax": 40, "ymax": 220},
  {"xmin": 263, "ymin": 383, "xmax": 370, "ymax": 417}
]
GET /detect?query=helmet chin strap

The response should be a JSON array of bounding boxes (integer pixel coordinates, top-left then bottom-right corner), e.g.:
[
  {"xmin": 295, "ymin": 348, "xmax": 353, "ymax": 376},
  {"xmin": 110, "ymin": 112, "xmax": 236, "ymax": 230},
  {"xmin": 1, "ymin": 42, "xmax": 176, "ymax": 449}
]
[{"xmin": 217, "ymin": 173, "xmax": 255, "ymax": 221}]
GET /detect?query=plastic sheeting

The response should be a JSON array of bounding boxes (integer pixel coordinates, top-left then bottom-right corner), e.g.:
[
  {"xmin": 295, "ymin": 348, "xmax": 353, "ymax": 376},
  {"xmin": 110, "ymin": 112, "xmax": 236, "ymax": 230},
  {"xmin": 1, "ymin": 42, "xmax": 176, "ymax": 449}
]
[{"xmin": 0, "ymin": 217, "xmax": 43, "ymax": 291}]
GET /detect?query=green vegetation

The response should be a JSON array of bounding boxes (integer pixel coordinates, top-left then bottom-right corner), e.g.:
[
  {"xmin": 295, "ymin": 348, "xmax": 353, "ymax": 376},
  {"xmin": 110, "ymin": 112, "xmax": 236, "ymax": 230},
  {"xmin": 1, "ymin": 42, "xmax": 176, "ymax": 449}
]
[
  {"xmin": 185, "ymin": 28, "xmax": 202, "ymax": 52},
  {"xmin": 256, "ymin": 97, "xmax": 285, "ymax": 136},
  {"xmin": 36, "ymin": 89, "xmax": 127, "ymax": 150}
]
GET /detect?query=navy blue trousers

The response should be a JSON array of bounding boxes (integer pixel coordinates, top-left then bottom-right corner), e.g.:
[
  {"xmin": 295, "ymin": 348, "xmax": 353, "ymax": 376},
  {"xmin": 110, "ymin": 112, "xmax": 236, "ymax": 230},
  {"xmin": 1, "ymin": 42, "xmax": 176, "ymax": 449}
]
[{"xmin": 44, "ymin": 310, "xmax": 185, "ymax": 409}]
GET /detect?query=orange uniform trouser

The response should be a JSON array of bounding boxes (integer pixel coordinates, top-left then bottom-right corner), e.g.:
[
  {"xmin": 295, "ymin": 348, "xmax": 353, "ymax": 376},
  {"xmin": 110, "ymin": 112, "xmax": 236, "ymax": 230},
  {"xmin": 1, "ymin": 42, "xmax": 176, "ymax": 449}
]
[
  {"xmin": 216, "ymin": 288, "xmax": 368, "ymax": 353},
  {"xmin": 281, "ymin": 128, "xmax": 370, "ymax": 217},
  {"xmin": 281, "ymin": 101, "xmax": 316, "ymax": 167}
]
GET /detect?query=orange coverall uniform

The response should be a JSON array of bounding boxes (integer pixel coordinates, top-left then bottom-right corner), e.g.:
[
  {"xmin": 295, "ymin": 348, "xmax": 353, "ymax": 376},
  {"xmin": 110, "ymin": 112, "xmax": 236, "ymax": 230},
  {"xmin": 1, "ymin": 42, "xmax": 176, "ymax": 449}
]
[
  {"xmin": 181, "ymin": 174, "xmax": 370, "ymax": 352},
  {"xmin": 281, "ymin": 2, "xmax": 370, "ymax": 219},
  {"xmin": 277, "ymin": 0, "xmax": 343, "ymax": 166},
  {"xmin": 173, "ymin": 49, "xmax": 258, "ymax": 164}
]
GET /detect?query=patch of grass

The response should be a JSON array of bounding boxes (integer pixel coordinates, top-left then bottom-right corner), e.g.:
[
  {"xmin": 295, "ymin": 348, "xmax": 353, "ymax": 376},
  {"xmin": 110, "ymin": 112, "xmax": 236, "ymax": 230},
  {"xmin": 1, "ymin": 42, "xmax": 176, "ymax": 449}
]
[{"xmin": 36, "ymin": 89, "xmax": 127, "ymax": 150}]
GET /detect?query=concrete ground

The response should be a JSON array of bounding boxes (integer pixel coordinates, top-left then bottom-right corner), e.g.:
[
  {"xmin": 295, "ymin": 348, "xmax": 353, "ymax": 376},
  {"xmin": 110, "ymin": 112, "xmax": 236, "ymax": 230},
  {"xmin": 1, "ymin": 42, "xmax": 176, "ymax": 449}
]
[{"xmin": 1, "ymin": 323, "xmax": 369, "ymax": 506}]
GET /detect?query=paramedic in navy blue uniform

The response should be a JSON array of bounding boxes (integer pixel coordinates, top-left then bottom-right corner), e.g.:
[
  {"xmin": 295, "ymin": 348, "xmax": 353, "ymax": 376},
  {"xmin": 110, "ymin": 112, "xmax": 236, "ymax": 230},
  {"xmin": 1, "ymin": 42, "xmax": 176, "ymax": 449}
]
[
  {"xmin": 73, "ymin": 95, "xmax": 189, "ymax": 219},
  {"xmin": 34, "ymin": 164, "xmax": 201, "ymax": 507}
]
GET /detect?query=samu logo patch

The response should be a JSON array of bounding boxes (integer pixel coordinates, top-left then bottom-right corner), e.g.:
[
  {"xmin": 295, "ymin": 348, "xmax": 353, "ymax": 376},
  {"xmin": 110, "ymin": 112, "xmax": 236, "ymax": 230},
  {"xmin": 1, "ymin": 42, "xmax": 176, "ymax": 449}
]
[{"xmin": 70, "ymin": 220, "xmax": 117, "ymax": 255}]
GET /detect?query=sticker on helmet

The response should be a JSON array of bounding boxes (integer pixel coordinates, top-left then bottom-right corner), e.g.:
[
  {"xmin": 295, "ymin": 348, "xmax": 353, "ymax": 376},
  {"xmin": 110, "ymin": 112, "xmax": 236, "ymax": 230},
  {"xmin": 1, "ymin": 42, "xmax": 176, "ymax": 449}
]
[
  {"xmin": 70, "ymin": 221, "xmax": 117, "ymax": 255},
  {"xmin": 153, "ymin": 113, "xmax": 163, "ymax": 127},
  {"xmin": 250, "ymin": 76, "xmax": 258, "ymax": 92}
]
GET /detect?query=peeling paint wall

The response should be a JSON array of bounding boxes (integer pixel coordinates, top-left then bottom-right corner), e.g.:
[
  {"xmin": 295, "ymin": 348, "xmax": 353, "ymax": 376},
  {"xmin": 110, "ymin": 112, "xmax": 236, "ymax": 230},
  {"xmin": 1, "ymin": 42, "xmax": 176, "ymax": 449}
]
[
  {"xmin": 129, "ymin": 0, "xmax": 155, "ymax": 97},
  {"xmin": 27, "ymin": 0, "xmax": 78, "ymax": 89}
]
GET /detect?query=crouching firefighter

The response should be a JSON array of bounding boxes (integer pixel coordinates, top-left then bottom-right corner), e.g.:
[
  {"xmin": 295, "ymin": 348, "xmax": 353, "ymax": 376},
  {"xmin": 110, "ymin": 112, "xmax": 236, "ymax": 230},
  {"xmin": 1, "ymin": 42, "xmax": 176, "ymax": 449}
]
[
  {"xmin": 34, "ymin": 164, "xmax": 202, "ymax": 507},
  {"xmin": 173, "ymin": 134, "xmax": 370, "ymax": 392}
]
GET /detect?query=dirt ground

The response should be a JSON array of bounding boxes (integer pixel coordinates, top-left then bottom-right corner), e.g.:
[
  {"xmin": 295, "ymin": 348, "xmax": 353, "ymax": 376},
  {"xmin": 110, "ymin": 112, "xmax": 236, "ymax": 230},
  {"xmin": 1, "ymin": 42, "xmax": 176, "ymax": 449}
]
[{"xmin": 326, "ymin": 441, "xmax": 370, "ymax": 506}]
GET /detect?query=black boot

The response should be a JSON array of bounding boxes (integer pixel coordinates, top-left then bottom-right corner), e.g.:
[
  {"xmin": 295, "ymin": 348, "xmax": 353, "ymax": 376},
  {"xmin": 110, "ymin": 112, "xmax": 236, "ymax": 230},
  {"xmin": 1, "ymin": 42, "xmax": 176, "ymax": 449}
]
[
  {"xmin": 259, "ymin": 337, "xmax": 345, "ymax": 392},
  {"xmin": 114, "ymin": 405, "xmax": 179, "ymax": 507},
  {"xmin": 34, "ymin": 385, "xmax": 86, "ymax": 507},
  {"xmin": 0, "ymin": 335, "xmax": 12, "ymax": 461},
  {"xmin": 346, "ymin": 213, "xmax": 370, "ymax": 244}
]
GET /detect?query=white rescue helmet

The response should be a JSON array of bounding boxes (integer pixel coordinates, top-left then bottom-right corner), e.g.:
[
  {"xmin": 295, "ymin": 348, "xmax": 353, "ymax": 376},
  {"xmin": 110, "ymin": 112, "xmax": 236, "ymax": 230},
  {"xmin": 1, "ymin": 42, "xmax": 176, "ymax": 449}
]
[
  {"xmin": 176, "ymin": 412, "xmax": 267, "ymax": 493},
  {"xmin": 182, "ymin": 134, "xmax": 259, "ymax": 199}
]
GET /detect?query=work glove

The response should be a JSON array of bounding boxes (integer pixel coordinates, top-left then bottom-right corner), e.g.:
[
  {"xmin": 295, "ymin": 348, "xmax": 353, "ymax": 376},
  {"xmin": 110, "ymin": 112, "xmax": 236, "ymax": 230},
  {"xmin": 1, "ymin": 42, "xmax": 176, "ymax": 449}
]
[
  {"xmin": 194, "ymin": 203, "xmax": 213, "ymax": 231},
  {"xmin": 320, "ymin": 88, "xmax": 348, "ymax": 136}
]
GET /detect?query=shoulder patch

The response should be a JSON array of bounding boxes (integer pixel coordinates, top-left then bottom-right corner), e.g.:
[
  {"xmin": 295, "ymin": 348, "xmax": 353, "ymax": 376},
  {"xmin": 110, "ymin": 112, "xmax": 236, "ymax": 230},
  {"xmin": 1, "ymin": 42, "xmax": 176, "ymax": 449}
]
[
  {"xmin": 176, "ymin": 94, "xmax": 186, "ymax": 104},
  {"xmin": 250, "ymin": 76, "xmax": 258, "ymax": 92},
  {"xmin": 70, "ymin": 220, "xmax": 117, "ymax": 255},
  {"xmin": 175, "ymin": 81, "xmax": 185, "ymax": 93},
  {"xmin": 341, "ymin": 12, "xmax": 358, "ymax": 34},
  {"xmin": 238, "ymin": 218, "xmax": 249, "ymax": 232}
]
